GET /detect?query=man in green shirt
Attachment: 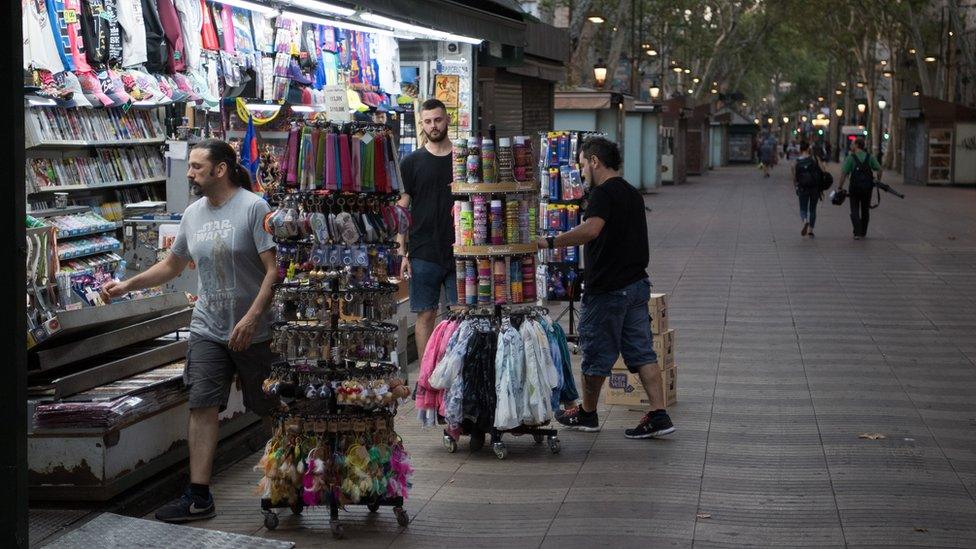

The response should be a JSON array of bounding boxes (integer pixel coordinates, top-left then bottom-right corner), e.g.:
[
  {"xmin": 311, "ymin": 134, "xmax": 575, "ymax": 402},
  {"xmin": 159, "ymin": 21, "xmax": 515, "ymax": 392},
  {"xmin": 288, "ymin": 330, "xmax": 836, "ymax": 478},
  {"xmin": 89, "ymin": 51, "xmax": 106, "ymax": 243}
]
[{"xmin": 836, "ymin": 138, "xmax": 883, "ymax": 239}]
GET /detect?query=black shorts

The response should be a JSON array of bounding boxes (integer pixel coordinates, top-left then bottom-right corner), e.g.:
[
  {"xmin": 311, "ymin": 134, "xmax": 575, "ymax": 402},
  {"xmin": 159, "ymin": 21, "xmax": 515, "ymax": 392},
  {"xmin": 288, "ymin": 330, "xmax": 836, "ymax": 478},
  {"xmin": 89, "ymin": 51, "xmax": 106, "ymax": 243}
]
[{"xmin": 183, "ymin": 333, "xmax": 279, "ymax": 416}]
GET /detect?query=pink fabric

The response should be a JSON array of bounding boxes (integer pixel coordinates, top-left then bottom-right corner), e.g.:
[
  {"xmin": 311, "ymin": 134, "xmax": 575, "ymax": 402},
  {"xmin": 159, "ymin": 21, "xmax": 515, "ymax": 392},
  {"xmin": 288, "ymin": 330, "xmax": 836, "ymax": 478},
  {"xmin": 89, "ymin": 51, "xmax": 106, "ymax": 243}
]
[
  {"xmin": 416, "ymin": 320, "xmax": 457, "ymax": 415},
  {"xmin": 221, "ymin": 3, "xmax": 236, "ymax": 53}
]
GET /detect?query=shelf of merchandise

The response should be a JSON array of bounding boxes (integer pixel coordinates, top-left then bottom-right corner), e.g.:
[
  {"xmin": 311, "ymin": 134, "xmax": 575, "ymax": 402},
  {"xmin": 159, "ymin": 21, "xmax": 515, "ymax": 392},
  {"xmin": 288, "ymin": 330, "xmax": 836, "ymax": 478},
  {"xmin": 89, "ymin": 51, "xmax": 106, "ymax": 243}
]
[
  {"xmin": 30, "ymin": 176, "xmax": 166, "ymax": 195},
  {"xmin": 27, "ymin": 137, "xmax": 166, "ymax": 150},
  {"xmin": 451, "ymin": 181, "xmax": 538, "ymax": 194},
  {"xmin": 30, "ymin": 205, "xmax": 90, "ymax": 218},
  {"xmin": 58, "ymin": 240, "xmax": 122, "ymax": 261},
  {"xmin": 55, "ymin": 223, "xmax": 118, "ymax": 239},
  {"xmin": 453, "ymin": 243, "xmax": 538, "ymax": 257}
]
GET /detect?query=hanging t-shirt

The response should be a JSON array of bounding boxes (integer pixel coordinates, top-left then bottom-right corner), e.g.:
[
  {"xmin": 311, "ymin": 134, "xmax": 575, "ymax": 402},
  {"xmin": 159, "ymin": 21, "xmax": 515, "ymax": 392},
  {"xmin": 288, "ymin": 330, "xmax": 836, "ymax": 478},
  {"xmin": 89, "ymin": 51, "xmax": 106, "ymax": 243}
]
[
  {"xmin": 231, "ymin": 8, "xmax": 253, "ymax": 53},
  {"xmin": 141, "ymin": 0, "xmax": 167, "ymax": 73},
  {"xmin": 155, "ymin": 0, "xmax": 185, "ymax": 73},
  {"xmin": 24, "ymin": 0, "xmax": 67, "ymax": 72},
  {"xmin": 199, "ymin": 0, "xmax": 218, "ymax": 51},
  {"xmin": 174, "ymin": 0, "xmax": 202, "ymax": 70},
  {"xmin": 219, "ymin": 3, "xmax": 235, "ymax": 53},
  {"xmin": 45, "ymin": 0, "xmax": 74, "ymax": 72},
  {"xmin": 322, "ymin": 51, "xmax": 338, "ymax": 86},
  {"xmin": 116, "ymin": 0, "xmax": 147, "ymax": 67},
  {"xmin": 78, "ymin": 0, "xmax": 123, "ymax": 70},
  {"xmin": 55, "ymin": 0, "xmax": 93, "ymax": 73},
  {"xmin": 250, "ymin": 11, "xmax": 272, "ymax": 54}
]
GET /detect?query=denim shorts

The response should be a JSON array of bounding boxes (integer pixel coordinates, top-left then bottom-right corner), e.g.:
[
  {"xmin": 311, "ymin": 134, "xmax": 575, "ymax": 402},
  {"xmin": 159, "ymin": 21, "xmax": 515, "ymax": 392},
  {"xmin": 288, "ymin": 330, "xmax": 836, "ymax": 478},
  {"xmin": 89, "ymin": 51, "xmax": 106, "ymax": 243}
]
[
  {"xmin": 408, "ymin": 257, "xmax": 458, "ymax": 313},
  {"xmin": 578, "ymin": 278, "xmax": 657, "ymax": 377},
  {"xmin": 184, "ymin": 334, "xmax": 279, "ymax": 416}
]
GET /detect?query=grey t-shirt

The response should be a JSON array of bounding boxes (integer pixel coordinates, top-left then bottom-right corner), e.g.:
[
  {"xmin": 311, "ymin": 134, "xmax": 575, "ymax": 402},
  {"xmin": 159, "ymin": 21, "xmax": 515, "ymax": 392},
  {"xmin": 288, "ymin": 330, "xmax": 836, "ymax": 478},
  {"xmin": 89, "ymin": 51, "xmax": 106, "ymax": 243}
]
[{"xmin": 171, "ymin": 189, "xmax": 275, "ymax": 343}]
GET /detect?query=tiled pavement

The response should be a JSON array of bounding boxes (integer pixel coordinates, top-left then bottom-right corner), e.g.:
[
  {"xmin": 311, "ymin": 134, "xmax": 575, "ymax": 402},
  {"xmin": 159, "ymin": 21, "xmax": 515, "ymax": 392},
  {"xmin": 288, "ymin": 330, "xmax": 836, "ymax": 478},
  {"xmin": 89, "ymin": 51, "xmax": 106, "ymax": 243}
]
[{"xmin": 156, "ymin": 162, "xmax": 976, "ymax": 547}]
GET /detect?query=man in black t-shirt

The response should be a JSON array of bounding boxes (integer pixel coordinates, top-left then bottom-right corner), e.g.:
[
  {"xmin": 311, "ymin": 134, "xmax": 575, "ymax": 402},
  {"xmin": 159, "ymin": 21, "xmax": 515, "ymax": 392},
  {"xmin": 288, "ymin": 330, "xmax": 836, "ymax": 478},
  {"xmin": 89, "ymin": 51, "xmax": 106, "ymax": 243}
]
[
  {"xmin": 536, "ymin": 137, "xmax": 675, "ymax": 439},
  {"xmin": 397, "ymin": 98, "xmax": 456, "ymax": 364}
]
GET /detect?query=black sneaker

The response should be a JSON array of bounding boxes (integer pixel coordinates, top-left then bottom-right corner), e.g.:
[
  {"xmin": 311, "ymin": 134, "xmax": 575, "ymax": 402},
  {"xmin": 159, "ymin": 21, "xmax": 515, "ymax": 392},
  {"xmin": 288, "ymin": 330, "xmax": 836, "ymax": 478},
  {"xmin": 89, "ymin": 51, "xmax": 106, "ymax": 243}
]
[
  {"xmin": 625, "ymin": 410, "xmax": 676, "ymax": 439},
  {"xmin": 155, "ymin": 490, "xmax": 216, "ymax": 523},
  {"xmin": 556, "ymin": 407, "xmax": 600, "ymax": 432},
  {"xmin": 554, "ymin": 406, "xmax": 576, "ymax": 421}
]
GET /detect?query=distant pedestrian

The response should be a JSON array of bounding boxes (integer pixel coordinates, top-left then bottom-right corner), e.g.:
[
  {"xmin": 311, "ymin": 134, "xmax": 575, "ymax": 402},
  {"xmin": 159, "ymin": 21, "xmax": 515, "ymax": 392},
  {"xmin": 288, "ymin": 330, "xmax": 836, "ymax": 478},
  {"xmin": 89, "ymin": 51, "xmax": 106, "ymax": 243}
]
[
  {"xmin": 793, "ymin": 142, "xmax": 822, "ymax": 238},
  {"xmin": 759, "ymin": 135, "xmax": 777, "ymax": 178},
  {"xmin": 836, "ymin": 138, "xmax": 882, "ymax": 240}
]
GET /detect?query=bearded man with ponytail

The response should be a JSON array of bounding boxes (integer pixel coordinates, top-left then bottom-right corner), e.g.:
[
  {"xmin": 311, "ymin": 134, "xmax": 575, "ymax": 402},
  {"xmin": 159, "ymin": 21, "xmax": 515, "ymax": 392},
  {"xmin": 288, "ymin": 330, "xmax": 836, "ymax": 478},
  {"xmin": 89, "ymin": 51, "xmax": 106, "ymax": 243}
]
[{"xmin": 101, "ymin": 139, "xmax": 279, "ymax": 523}]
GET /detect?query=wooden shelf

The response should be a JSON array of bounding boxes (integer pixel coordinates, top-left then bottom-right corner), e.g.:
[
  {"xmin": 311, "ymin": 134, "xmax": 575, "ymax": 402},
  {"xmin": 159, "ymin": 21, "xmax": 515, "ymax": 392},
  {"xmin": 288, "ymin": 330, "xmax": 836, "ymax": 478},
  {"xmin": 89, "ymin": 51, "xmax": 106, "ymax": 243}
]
[
  {"xmin": 454, "ymin": 243, "xmax": 538, "ymax": 256},
  {"xmin": 451, "ymin": 182, "xmax": 538, "ymax": 194}
]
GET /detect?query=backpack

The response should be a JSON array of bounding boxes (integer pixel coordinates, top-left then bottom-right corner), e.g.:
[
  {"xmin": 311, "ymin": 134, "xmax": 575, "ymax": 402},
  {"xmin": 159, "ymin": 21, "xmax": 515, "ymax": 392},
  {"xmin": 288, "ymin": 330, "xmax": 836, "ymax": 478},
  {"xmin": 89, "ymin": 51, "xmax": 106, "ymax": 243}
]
[
  {"xmin": 850, "ymin": 153, "xmax": 875, "ymax": 192},
  {"xmin": 795, "ymin": 157, "xmax": 820, "ymax": 190}
]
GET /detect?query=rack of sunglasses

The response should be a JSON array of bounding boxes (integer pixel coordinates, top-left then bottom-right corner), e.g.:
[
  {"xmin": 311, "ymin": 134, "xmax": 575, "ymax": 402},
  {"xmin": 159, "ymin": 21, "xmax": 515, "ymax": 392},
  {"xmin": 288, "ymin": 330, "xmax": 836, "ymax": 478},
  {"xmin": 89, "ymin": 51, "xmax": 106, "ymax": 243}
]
[{"xmin": 258, "ymin": 127, "xmax": 412, "ymax": 538}]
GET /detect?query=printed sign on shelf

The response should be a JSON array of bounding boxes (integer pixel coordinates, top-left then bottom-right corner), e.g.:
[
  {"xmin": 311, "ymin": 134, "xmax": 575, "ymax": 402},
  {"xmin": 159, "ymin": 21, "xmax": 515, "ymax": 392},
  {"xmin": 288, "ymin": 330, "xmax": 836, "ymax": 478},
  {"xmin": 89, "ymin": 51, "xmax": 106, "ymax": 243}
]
[{"xmin": 323, "ymin": 85, "xmax": 351, "ymax": 123}]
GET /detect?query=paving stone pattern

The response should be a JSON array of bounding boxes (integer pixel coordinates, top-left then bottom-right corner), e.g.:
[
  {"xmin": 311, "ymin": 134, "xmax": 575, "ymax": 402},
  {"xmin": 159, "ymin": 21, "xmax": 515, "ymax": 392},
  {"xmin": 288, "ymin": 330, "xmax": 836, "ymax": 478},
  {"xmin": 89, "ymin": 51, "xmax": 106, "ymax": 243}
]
[{"xmin": 158, "ymin": 163, "xmax": 976, "ymax": 547}]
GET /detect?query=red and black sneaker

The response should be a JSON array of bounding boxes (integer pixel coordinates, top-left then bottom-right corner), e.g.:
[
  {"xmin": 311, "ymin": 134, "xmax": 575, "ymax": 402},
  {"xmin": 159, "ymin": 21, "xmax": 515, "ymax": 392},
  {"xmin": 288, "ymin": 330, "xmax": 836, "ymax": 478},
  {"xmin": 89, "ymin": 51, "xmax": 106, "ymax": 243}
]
[
  {"xmin": 556, "ymin": 406, "xmax": 600, "ymax": 432},
  {"xmin": 624, "ymin": 410, "xmax": 676, "ymax": 439}
]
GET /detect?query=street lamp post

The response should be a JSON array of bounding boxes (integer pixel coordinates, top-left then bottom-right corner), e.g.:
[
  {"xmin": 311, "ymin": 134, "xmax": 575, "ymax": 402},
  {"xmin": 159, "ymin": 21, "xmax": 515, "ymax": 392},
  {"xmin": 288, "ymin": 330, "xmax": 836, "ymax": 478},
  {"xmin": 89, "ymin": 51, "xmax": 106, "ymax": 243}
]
[
  {"xmin": 594, "ymin": 60, "xmax": 608, "ymax": 89},
  {"xmin": 877, "ymin": 96, "xmax": 887, "ymax": 161}
]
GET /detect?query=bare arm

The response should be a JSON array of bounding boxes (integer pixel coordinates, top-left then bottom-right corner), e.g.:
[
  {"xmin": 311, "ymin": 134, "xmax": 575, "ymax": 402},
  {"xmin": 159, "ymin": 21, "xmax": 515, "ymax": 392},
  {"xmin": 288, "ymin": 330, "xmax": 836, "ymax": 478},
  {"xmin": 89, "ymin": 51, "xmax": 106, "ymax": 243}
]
[
  {"xmin": 537, "ymin": 217, "xmax": 606, "ymax": 249},
  {"xmin": 228, "ymin": 248, "xmax": 278, "ymax": 351},
  {"xmin": 396, "ymin": 192, "xmax": 412, "ymax": 278},
  {"xmin": 101, "ymin": 252, "xmax": 189, "ymax": 301}
]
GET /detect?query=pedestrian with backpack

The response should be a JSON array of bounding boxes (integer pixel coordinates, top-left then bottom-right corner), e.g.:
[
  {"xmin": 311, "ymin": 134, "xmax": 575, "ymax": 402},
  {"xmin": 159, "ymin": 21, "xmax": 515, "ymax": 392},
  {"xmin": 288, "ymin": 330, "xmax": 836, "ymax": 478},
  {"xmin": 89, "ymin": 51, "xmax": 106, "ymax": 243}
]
[
  {"xmin": 793, "ymin": 142, "xmax": 822, "ymax": 237},
  {"xmin": 836, "ymin": 138, "xmax": 882, "ymax": 240}
]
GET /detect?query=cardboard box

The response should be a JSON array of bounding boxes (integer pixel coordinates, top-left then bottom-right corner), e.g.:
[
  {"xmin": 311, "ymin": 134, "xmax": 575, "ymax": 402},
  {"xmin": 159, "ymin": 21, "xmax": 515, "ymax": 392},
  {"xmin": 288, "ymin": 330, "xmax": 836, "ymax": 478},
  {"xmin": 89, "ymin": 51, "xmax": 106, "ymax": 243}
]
[
  {"xmin": 653, "ymin": 329, "xmax": 675, "ymax": 367},
  {"xmin": 605, "ymin": 365, "xmax": 677, "ymax": 409},
  {"xmin": 648, "ymin": 293, "xmax": 669, "ymax": 334}
]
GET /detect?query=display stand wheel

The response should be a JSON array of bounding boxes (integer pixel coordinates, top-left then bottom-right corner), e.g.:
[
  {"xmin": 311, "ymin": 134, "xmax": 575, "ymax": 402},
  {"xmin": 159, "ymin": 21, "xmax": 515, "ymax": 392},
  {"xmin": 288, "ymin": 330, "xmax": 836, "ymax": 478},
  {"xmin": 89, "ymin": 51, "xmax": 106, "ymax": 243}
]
[
  {"xmin": 548, "ymin": 436, "xmax": 561, "ymax": 454},
  {"xmin": 367, "ymin": 501, "xmax": 381, "ymax": 513},
  {"xmin": 443, "ymin": 435, "xmax": 458, "ymax": 453},
  {"xmin": 331, "ymin": 521, "xmax": 345, "ymax": 539},
  {"xmin": 394, "ymin": 507, "xmax": 410, "ymax": 527},
  {"xmin": 571, "ymin": 344, "xmax": 580, "ymax": 355},
  {"xmin": 290, "ymin": 501, "xmax": 304, "ymax": 516},
  {"xmin": 532, "ymin": 433, "xmax": 544, "ymax": 444},
  {"xmin": 263, "ymin": 511, "xmax": 279, "ymax": 531},
  {"xmin": 469, "ymin": 430, "xmax": 486, "ymax": 452},
  {"xmin": 492, "ymin": 442, "xmax": 508, "ymax": 460}
]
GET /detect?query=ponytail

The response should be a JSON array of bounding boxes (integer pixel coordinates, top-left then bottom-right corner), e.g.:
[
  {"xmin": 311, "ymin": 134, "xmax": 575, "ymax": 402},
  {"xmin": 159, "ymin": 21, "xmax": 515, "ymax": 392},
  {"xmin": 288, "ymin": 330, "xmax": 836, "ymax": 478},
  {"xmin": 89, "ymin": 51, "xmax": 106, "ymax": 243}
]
[{"xmin": 192, "ymin": 138, "xmax": 252, "ymax": 190}]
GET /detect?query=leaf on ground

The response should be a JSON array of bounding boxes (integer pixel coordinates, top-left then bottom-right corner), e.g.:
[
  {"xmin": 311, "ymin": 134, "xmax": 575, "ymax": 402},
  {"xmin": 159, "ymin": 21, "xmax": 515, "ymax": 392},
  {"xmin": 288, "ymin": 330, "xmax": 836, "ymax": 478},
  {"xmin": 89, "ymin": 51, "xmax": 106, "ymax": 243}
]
[
  {"xmin": 697, "ymin": 513, "xmax": 712, "ymax": 519},
  {"xmin": 948, "ymin": 236, "xmax": 957, "ymax": 240},
  {"xmin": 914, "ymin": 527, "xmax": 928, "ymax": 533},
  {"xmin": 858, "ymin": 433, "xmax": 886, "ymax": 440}
]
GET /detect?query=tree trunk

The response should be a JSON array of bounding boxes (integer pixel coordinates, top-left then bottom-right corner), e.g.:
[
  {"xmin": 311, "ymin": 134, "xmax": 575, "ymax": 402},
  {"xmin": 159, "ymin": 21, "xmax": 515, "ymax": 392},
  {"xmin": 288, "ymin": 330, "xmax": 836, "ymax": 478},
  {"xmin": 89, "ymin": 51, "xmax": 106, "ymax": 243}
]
[
  {"xmin": 603, "ymin": 1, "xmax": 632, "ymax": 91},
  {"xmin": 905, "ymin": 2, "xmax": 934, "ymax": 96}
]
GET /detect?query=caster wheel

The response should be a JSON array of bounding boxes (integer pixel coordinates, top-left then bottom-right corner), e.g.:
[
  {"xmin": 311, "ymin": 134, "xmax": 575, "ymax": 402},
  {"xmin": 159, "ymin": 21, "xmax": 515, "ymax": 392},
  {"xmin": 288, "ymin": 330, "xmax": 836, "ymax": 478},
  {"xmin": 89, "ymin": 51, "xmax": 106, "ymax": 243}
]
[
  {"xmin": 264, "ymin": 512, "xmax": 279, "ymax": 531},
  {"xmin": 290, "ymin": 502, "xmax": 304, "ymax": 516},
  {"xmin": 394, "ymin": 507, "xmax": 410, "ymax": 527},
  {"xmin": 492, "ymin": 442, "xmax": 508, "ymax": 460},
  {"xmin": 331, "ymin": 522, "xmax": 345, "ymax": 539},
  {"xmin": 532, "ymin": 433, "xmax": 544, "ymax": 444},
  {"xmin": 443, "ymin": 435, "xmax": 457, "ymax": 453},
  {"xmin": 549, "ymin": 436, "xmax": 561, "ymax": 454},
  {"xmin": 367, "ymin": 501, "xmax": 381, "ymax": 513},
  {"xmin": 571, "ymin": 344, "xmax": 580, "ymax": 355},
  {"xmin": 469, "ymin": 431, "xmax": 486, "ymax": 452}
]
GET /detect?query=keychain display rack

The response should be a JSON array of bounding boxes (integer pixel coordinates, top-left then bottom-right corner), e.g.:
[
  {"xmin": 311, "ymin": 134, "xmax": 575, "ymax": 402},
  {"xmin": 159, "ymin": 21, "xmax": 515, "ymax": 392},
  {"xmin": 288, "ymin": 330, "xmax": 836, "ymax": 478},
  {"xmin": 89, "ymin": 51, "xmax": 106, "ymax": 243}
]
[
  {"xmin": 538, "ymin": 131, "xmax": 603, "ymax": 343},
  {"xmin": 255, "ymin": 121, "xmax": 413, "ymax": 538}
]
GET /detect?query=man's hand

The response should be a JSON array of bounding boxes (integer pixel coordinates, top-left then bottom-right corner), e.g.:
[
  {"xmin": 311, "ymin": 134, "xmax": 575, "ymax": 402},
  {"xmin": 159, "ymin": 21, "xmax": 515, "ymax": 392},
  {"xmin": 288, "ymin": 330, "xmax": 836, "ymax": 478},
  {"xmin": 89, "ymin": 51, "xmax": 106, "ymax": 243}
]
[
  {"xmin": 228, "ymin": 313, "xmax": 258, "ymax": 352},
  {"xmin": 536, "ymin": 237, "xmax": 548, "ymax": 250},
  {"xmin": 401, "ymin": 255, "xmax": 411, "ymax": 279},
  {"xmin": 100, "ymin": 279, "xmax": 129, "ymax": 304}
]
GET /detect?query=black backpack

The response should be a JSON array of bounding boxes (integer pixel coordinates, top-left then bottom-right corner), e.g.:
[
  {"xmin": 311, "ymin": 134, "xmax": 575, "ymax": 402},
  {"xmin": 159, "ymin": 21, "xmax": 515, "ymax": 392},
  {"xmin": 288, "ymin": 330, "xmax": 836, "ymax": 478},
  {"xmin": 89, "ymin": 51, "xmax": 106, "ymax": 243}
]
[
  {"xmin": 795, "ymin": 157, "xmax": 820, "ymax": 190},
  {"xmin": 850, "ymin": 153, "xmax": 875, "ymax": 192}
]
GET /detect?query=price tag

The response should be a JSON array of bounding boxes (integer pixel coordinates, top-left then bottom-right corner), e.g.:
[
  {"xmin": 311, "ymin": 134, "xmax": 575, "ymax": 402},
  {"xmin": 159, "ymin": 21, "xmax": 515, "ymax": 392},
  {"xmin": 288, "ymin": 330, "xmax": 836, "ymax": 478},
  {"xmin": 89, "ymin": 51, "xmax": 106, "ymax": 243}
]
[
  {"xmin": 323, "ymin": 85, "xmax": 351, "ymax": 123},
  {"xmin": 63, "ymin": 9, "xmax": 78, "ymax": 23}
]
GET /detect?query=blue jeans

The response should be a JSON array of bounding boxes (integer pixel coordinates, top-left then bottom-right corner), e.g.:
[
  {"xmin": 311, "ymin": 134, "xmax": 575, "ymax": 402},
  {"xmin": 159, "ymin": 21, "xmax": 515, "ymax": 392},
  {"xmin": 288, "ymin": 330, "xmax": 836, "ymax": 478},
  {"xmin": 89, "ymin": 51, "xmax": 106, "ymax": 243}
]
[
  {"xmin": 799, "ymin": 192, "xmax": 819, "ymax": 228},
  {"xmin": 408, "ymin": 257, "xmax": 458, "ymax": 313},
  {"xmin": 578, "ymin": 278, "xmax": 657, "ymax": 377}
]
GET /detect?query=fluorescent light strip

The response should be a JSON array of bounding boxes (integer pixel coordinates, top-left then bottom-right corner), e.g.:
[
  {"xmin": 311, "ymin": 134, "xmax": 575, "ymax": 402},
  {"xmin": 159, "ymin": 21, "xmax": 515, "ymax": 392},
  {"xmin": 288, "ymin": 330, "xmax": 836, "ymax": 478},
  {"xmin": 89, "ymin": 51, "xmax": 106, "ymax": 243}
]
[
  {"xmin": 245, "ymin": 103, "xmax": 283, "ymax": 112},
  {"xmin": 27, "ymin": 97, "xmax": 58, "ymax": 107},
  {"xmin": 360, "ymin": 12, "xmax": 482, "ymax": 44},
  {"xmin": 279, "ymin": 0, "xmax": 355, "ymax": 17},
  {"xmin": 216, "ymin": 0, "xmax": 278, "ymax": 15},
  {"xmin": 282, "ymin": 10, "xmax": 397, "ymax": 36}
]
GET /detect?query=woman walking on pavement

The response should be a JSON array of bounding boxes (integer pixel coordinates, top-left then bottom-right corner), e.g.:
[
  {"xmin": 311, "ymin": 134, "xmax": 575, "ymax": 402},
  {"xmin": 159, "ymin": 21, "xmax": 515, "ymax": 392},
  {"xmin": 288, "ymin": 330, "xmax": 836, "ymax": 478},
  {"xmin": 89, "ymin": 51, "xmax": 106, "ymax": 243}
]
[{"xmin": 793, "ymin": 142, "xmax": 822, "ymax": 238}]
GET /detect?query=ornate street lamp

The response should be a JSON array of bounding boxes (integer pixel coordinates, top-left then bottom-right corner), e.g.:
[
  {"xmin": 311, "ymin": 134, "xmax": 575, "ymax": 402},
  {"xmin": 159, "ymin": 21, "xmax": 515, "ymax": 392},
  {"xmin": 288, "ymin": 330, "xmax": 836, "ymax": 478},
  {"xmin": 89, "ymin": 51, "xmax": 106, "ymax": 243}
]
[
  {"xmin": 877, "ymin": 96, "xmax": 887, "ymax": 110},
  {"xmin": 649, "ymin": 82, "xmax": 661, "ymax": 100},
  {"xmin": 857, "ymin": 102, "xmax": 866, "ymax": 113},
  {"xmin": 593, "ymin": 60, "xmax": 607, "ymax": 88},
  {"xmin": 835, "ymin": 107, "xmax": 844, "ymax": 118}
]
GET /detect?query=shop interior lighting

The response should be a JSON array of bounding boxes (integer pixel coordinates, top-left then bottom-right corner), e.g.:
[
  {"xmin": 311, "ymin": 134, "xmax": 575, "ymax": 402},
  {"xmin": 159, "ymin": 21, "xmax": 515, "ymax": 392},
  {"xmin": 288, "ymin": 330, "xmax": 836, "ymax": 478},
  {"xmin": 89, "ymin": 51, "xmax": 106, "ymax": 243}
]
[
  {"xmin": 359, "ymin": 12, "xmax": 481, "ymax": 43},
  {"xmin": 217, "ymin": 0, "xmax": 278, "ymax": 15},
  {"xmin": 924, "ymin": 55, "xmax": 937, "ymax": 63},
  {"xmin": 284, "ymin": 11, "xmax": 396, "ymax": 36},
  {"xmin": 279, "ymin": 0, "xmax": 355, "ymax": 17},
  {"xmin": 27, "ymin": 97, "xmax": 58, "ymax": 107},
  {"xmin": 245, "ymin": 102, "xmax": 283, "ymax": 112},
  {"xmin": 289, "ymin": 105, "xmax": 328, "ymax": 112}
]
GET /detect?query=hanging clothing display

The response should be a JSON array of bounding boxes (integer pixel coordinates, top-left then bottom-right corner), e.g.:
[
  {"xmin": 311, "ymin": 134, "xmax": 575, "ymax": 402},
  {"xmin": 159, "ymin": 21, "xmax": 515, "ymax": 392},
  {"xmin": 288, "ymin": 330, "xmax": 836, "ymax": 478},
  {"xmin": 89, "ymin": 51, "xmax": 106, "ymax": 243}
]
[
  {"xmin": 116, "ymin": 0, "xmax": 148, "ymax": 68},
  {"xmin": 173, "ymin": 0, "xmax": 203, "ymax": 71},
  {"xmin": 24, "ymin": 0, "xmax": 67, "ymax": 72}
]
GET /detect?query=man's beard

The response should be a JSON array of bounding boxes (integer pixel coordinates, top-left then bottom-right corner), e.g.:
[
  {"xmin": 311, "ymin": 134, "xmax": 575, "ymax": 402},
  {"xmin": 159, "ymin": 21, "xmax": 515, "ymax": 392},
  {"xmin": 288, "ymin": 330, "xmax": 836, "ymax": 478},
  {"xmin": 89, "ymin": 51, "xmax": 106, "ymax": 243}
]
[
  {"xmin": 426, "ymin": 128, "xmax": 447, "ymax": 143},
  {"xmin": 189, "ymin": 180, "xmax": 203, "ymax": 197}
]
